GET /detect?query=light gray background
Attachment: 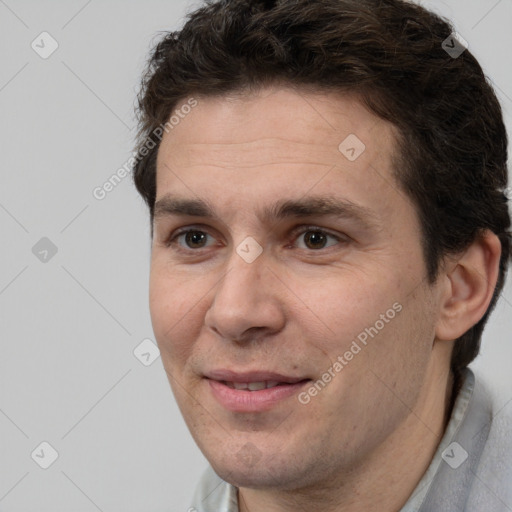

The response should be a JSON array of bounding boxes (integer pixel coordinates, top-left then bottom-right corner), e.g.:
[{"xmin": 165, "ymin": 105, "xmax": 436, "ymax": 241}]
[{"xmin": 0, "ymin": 1, "xmax": 511, "ymax": 510}]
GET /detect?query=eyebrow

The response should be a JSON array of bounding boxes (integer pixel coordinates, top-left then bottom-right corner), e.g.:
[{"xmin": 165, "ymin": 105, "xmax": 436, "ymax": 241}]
[{"xmin": 153, "ymin": 194, "xmax": 380, "ymax": 229}]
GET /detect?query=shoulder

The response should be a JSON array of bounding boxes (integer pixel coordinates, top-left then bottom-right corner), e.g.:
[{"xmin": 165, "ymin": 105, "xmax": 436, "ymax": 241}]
[{"xmin": 467, "ymin": 371, "xmax": 512, "ymax": 511}]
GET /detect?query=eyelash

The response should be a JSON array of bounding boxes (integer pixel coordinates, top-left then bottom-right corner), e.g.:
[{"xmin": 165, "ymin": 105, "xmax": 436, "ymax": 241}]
[{"xmin": 164, "ymin": 225, "xmax": 347, "ymax": 253}]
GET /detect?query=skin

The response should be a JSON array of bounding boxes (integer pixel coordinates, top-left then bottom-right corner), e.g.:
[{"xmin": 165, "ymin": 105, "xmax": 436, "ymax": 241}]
[{"xmin": 149, "ymin": 86, "xmax": 501, "ymax": 511}]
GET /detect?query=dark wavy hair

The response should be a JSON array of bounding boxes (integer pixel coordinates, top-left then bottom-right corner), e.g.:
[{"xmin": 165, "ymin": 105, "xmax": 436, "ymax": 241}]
[{"xmin": 133, "ymin": 0, "xmax": 510, "ymax": 378}]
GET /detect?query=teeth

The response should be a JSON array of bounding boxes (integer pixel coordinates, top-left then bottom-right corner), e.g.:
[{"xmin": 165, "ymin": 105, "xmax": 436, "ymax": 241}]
[
  {"xmin": 225, "ymin": 381, "xmax": 283, "ymax": 391},
  {"xmin": 248, "ymin": 382, "xmax": 266, "ymax": 391}
]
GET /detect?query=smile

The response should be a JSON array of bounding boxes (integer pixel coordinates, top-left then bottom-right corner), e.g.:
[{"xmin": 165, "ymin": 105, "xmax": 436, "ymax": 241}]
[
  {"xmin": 223, "ymin": 380, "xmax": 283, "ymax": 390},
  {"xmin": 207, "ymin": 377, "xmax": 311, "ymax": 412}
]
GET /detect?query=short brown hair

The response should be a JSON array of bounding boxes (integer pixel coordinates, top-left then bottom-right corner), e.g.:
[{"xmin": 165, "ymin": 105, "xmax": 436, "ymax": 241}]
[{"xmin": 133, "ymin": 0, "xmax": 510, "ymax": 377}]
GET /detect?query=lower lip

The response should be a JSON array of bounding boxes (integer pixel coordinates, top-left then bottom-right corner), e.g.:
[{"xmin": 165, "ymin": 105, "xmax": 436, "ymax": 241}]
[{"xmin": 207, "ymin": 379, "xmax": 310, "ymax": 412}]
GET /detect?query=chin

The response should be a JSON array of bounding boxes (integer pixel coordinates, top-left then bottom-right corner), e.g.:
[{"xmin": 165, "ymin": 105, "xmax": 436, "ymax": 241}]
[
  {"xmin": 219, "ymin": 467, "xmax": 272, "ymax": 489},
  {"xmin": 208, "ymin": 448, "xmax": 315, "ymax": 491},
  {"xmin": 216, "ymin": 464, "xmax": 291, "ymax": 490}
]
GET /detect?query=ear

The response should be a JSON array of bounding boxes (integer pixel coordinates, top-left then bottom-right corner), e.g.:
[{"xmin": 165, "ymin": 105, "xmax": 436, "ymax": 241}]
[{"xmin": 435, "ymin": 230, "xmax": 502, "ymax": 342}]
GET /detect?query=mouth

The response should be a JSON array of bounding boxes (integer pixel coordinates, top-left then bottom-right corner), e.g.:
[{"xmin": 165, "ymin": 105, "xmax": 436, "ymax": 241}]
[
  {"xmin": 204, "ymin": 370, "xmax": 311, "ymax": 412},
  {"xmin": 222, "ymin": 380, "xmax": 294, "ymax": 391}
]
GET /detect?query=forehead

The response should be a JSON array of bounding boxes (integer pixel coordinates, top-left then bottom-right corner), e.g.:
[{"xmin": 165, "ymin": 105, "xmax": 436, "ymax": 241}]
[
  {"xmin": 157, "ymin": 87, "xmax": 396, "ymax": 167},
  {"xmin": 155, "ymin": 87, "xmax": 404, "ymax": 223}
]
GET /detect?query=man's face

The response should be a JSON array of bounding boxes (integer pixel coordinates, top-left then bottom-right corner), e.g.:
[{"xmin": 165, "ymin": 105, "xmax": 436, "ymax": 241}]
[{"xmin": 150, "ymin": 87, "xmax": 443, "ymax": 489}]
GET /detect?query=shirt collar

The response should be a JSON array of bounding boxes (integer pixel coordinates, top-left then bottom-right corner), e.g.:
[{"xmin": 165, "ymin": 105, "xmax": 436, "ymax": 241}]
[{"xmin": 402, "ymin": 367, "xmax": 480, "ymax": 510}]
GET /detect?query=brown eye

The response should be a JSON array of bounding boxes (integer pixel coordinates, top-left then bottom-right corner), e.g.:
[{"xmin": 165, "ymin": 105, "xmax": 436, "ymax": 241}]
[
  {"xmin": 294, "ymin": 228, "xmax": 341, "ymax": 251},
  {"xmin": 303, "ymin": 231, "xmax": 328, "ymax": 249},
  {"xmin": 183, "ymin": 230, "xmax": 209, "ymax": 248},
  {"xmin": 166, "ymin": 228, "xmax": 215, "ymax": 250}
]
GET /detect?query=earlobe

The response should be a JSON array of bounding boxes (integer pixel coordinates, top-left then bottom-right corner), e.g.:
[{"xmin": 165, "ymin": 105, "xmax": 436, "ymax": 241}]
[{"xmin": 435, "ymin": 230, "xmax": 502, "ymax": 342}]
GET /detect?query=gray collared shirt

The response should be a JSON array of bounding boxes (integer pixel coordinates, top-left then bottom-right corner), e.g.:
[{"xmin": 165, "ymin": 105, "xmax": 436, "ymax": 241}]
[{"xmin": 189, "ymin": 368, "xmax": 512, "ymax": 511}]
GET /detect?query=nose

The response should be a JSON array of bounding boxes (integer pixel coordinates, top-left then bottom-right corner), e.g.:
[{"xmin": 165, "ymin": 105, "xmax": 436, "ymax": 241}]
[{"xmin": 204, "ymin": 244, "xmax": 286, "ymax": 344}]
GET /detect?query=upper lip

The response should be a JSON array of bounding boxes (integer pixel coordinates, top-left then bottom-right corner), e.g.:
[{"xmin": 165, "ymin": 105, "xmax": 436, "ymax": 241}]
[{"xmin": 205, "ymin": 369, "xmax": 309, "ymax": 384}]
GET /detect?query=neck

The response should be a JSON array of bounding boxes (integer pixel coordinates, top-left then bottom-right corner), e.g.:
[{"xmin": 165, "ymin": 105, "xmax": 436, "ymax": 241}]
[{"xmin": 239, "ymin": 350, "xmax": 455, "ymax": 512}]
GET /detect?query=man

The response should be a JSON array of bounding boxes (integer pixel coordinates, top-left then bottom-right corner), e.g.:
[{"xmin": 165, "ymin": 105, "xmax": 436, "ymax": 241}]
[{"xmin": 132, "ymin": 0, "xmax": 512, "ymax": 510}]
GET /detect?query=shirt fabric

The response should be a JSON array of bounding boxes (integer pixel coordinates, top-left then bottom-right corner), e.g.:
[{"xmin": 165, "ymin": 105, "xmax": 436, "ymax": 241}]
[{"xmin": 189, "ymin": 368, "xmax": 512, "ymax": 511}]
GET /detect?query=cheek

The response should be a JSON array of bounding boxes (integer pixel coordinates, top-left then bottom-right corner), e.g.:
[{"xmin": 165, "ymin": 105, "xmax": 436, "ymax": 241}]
[
  {"xmin": 293, "ymin": 271, "xmax": 398, "ymax": 343},
  {"xmin": 357, "ymin": 287, "xmax": 437, "ymax": 417},
  {"xmin": 148, "ymin": 263, "xmax": 202, "ymax": 365},
  {"xmin": 303, "ymin": 268, "xmax": 430, "ymax": 386}
]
